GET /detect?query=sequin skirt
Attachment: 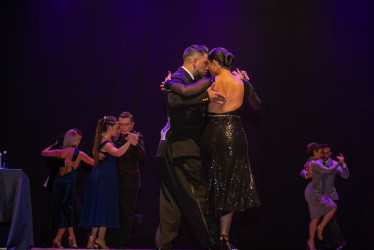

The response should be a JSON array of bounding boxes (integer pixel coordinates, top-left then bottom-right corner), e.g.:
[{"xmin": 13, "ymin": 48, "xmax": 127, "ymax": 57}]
[{"xmin": 201, "ymin": 114, "xmax": 260, "ymax": 216}]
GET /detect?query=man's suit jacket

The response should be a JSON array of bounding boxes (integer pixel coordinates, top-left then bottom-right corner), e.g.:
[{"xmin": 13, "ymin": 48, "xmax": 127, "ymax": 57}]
[
  {"xmin": 156, "ymin": 66, "xmax": 210, "ymax": 158},
  {"xmin": 115, "ymin": 131, "xmax": 145, "ymax": 190},
  {"xmin": 321, "ymin": 158, "xmax": 349, "ymax": 200}
]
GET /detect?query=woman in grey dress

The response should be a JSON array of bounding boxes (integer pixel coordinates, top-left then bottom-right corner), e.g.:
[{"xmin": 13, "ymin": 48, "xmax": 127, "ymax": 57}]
[{"xmin": 304, "ymin": 142, "xmax": 343, "ymax": 250}]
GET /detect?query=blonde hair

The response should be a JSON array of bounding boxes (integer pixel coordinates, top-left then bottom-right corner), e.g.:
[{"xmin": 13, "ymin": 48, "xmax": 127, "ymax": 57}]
[{"xmin": 63, "ymin": 129, "xmax": 80, "ymax": 148}]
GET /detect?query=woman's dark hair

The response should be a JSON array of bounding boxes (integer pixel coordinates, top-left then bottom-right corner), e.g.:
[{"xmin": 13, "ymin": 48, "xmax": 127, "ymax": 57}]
[
  {"xmin": 92, "ymin": 115, "xmax": 117, "ymax": 164},
  {"xmin": 208, "ymin": 47, "xmax": 235, "ymax": 69},
  {"xmin": 306, "ymin": 142, "xmax": 322, "ymax": 157}
]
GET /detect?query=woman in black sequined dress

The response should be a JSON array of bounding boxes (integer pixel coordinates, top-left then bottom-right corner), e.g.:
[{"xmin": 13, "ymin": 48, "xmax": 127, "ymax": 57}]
[{"xmin": 163, "ymin": 47, "xmax": 261, "ymax": 249}]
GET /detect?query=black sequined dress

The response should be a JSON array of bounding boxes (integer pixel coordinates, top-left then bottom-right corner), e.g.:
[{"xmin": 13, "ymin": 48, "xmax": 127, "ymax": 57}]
[{"xmin": 200, "ymin": 82, "xmax": 260, "ymax": 217}]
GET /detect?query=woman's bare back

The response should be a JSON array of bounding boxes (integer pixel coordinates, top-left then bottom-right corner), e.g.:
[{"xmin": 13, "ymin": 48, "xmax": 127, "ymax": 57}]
[
  {"xmin": 209, "ymin": 71, "xmax": 244, "ymax": 113},
  {"xmin": 59, "ymin": 147, "xmax": 81, "ymax": 176}
]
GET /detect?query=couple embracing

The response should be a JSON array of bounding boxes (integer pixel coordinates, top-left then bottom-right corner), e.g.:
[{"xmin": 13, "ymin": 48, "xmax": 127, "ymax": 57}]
[{"xmin": 156, "ymin": 44, "xmax": 262, "ymax": 250}]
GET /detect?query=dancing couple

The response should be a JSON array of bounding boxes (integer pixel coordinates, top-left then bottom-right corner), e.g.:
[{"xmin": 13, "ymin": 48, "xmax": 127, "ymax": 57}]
[{"xmin": 156, "ymin": 45, "xmax": 261, "ymax": 250}]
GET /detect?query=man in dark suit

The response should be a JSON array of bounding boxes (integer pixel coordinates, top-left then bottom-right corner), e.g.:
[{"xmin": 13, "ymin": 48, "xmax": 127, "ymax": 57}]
[
  {"xmin": 114, "ymin": 111, "xmax": 145, "ymax": 248},
  {"xmin": 156, "ymin": 45, "xmax": 224, "ymax": 250}
]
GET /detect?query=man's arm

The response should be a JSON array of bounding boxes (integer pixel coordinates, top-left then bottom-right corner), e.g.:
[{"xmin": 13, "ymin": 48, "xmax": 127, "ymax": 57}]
[
  {"xmin": 336, "ymin": 165, "xmax": 349, "ymax": 179},
  {"xmin": 135, "ymin": 134, "xmax": 145, "ymax": 161},
  {"xmin": 166, "ymin": 73, "xmax": 224, "ymax": 109},
  {"xmin": 244, "ymin": 80, "xmax": 262, "ymax": 110},
  {"xmin": 165, "ymin": 74, "xmax": 209, "ymax": 109},
  {"xmin": 164, "ymin": 78, "xmax": 214, "ymax": 96},
  {"xmin": 336, "ymin": 162, "xmax": 349, "ymax": 179},
  {"xmin": 167, "ymin": 91, "xmax": 210, "ymax": 109},
  {"xmin": 336, "ymin": 154, "xmax": 349, "ymax": 179}
]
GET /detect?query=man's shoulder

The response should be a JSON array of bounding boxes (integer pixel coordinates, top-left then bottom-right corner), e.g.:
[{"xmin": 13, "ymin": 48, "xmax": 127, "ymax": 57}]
[
  {"xmin": 329, "ymin": 158, "xmax": 338, "ymax": 164},
  {"xmin": 310, "ymin": 160, "xmax": 320, "ymax": 167},
  {"xmin": 171, "ymin": 67, "xmax": 189, "ymax": 84}
]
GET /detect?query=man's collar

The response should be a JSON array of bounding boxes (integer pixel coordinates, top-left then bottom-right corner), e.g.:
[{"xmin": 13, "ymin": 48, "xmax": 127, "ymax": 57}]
[
  {"xmin": 322, "ymin": 158, "xmax": 331, "ymax": 164},
  {"xmin": 182, "ymin": 66, "xmax": 194, "ymax": 80}
]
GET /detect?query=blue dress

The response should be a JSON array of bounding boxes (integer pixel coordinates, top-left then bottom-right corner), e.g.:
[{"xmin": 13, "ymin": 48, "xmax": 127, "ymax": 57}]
[
  {"xmin": 52, "ymin": 148, "xmax": 80, "ymax": 228},
  {"xmin": 79, "ymin": 141, "xmax": 119, "ymax": 228}
]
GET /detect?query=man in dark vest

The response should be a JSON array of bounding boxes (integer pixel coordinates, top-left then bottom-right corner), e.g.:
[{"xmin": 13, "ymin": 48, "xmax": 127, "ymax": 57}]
[{"xmin": 115, "ymin": 111, "xmax": 145, "ymax": 248}]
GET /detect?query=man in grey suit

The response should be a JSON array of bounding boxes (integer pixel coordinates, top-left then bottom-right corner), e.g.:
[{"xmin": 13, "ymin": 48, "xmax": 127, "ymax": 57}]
[{"xmin": 301, "ymin": 144, "xmax": 349, "ymax": 249}]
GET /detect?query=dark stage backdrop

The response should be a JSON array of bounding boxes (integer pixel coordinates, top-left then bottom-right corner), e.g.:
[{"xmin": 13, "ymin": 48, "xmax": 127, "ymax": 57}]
[{"xmin": 1, "ymin": 1, "xmax": 373, "ymax": 249}]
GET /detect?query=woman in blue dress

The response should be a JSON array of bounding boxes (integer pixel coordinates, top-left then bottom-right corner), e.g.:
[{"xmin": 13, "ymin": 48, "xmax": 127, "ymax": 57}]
[
  {"xmin": 79, "ymin": 115, "xmax": 138, "ymax": 249},
  {"xmin": 41, "ymin": 129, "xmax": 94, "ymax": 248}
]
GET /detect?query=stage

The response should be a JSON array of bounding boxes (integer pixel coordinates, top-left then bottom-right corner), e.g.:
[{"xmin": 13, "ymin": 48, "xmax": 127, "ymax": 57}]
[{"xmin": 1, "ymin": 1, "xmax": 374, "ymax": 249}]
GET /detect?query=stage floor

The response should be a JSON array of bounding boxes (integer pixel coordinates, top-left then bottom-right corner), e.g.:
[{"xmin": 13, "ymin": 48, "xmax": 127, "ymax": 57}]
[{"xmin": 29, "ymin": 249, "xmax": 201, "ymax": 250}]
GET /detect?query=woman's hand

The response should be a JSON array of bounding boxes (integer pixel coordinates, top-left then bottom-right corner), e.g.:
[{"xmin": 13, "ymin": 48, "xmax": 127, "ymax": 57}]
[
  {"xmin": 336, "ymin": 153, "xmax": 345, "ymax": 166},
  {"xmin": 127, "ymin": 132, "xmax": 140, "ymax": 146},
  {"xmin": 207, "ymin": 83, "xmax": 226, "ymax": 104},
  {"xmin": 232, "ymin": 68, "xmax": 250, "ymax": 81},
  {"xmin": 160, "ymin": 71, "xmax": 172, "ymax": 91},
  {"xmin": 98, "ymin": 152, "xmax": 106, "ymax": 160},
  {"xmin": 305, "ymin": 161, "xmax": 312, "ymax": 179},
  {"xmin": 65, "ymin": 158, "xmax": 76, "ymax": 168}
]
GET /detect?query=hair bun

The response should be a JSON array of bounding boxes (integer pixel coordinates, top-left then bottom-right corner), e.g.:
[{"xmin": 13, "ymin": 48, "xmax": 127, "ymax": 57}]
[
  {"xmin": 224, "ymin": 53, "xmax": 234, "ymax": 67},
  {"xmin": 208, "ymin": 47, "xmax": 235, "ymax": 69}
]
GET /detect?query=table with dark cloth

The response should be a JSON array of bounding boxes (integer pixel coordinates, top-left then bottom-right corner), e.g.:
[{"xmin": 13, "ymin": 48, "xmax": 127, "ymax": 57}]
[{"xmin": 0, "ymin": 169, "xmax": 34, "ymax": 249}]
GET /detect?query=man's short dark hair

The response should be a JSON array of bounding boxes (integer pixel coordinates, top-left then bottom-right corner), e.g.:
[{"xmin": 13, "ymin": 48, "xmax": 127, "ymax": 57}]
[
  {"xmin": 119, "ymin": 111, "xmax": 134, "ymax": 122},
  {"xmin": 72, "ymin": 128, "xmax": 83, "ymax": 136},
  {"xmin": 183, "ymin": 45, "xmax": 209, "ymax": 62},
  {"xmin": 321, "ymin": 143, "xmax": 332, "ymax": 151}
]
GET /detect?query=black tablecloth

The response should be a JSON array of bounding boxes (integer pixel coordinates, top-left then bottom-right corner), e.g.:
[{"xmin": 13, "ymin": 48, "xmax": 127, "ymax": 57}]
[{"xmin": 0, "ymin": 169, "xmax": 34, "ymax": 249}]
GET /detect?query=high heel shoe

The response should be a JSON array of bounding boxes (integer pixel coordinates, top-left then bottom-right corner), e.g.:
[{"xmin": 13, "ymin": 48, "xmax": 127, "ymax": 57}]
[
  {"xmin": 95, "ymin": 240, "xmax": 109, "ymax": 249},
  {"xmin": 68, "ymin": 235, "xmax": 79, "ymax": 249},
  {"xmin": 219, "ymin": 234, "xmax": 231, "ymax": 250},
  {"xmin": 306, "ymin": 239, "xmax": 316, "ymax": 250},
  {"xmin": 230, "ymin": 243, "xmax": 238, "ymax": 250},
  {"xmin": 86, "ymin": 235, "xmax": 96, "ymax": 249},
  {"xmin": 52, "ymin": 236, "xmax": 63, "ymax": 248}
]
